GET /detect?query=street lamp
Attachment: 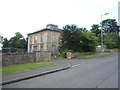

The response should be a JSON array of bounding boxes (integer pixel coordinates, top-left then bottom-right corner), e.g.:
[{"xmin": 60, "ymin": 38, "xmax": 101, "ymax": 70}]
[{"xmin": 101, "ymin": 13, "xmax": 109, "ymax": 52}]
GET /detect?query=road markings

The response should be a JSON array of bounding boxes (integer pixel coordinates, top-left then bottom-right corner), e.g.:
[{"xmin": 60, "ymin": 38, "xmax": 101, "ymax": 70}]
[{"xmin": 71, "ymin": 64, "xmax": 84, "ymax": 68}]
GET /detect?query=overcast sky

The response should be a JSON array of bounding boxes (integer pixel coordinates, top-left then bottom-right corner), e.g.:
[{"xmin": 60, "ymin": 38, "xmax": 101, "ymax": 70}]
[{"xmin": 0, "ymin": 0, "xmax": 119, "ymax": 39}]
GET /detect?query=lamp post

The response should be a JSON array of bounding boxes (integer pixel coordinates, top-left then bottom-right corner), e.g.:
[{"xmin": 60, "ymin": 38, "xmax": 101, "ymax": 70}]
[{"xmin": 101, "ymin": 13, "xmax": 109, "ymax": 52}]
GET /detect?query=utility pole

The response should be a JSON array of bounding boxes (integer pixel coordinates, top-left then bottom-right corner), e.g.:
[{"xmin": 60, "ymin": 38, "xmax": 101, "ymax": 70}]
[{"xmin": 101, "ymin": 13, "xmax": 109, "ymax": 52}]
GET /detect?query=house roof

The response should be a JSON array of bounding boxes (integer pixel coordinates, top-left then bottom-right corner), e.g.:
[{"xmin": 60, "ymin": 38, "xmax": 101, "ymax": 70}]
[{"xmin": 28, "ymin": 24, "xmax": 62, "ymax": 35}]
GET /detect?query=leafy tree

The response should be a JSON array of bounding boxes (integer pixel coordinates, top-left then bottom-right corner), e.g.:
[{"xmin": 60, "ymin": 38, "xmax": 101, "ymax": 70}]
[
  {"xmin": 90, "ymin": 24, "xmax": 101, "ymax": 44},
  {"xmin": 100, "ymin": 19, "xmax": 120, "ymax": 49},
  {"xmin": 24, "ymin": 37, "xmax": 28, "ymax": 50},
  {"xmin": 90, "ymin": 24, "xmax": 101, "ymax": 36},
  {"xmin": 78, "ymin": 27, "xmax": 88, "ymax": 32},
  {"xmin": 2, "ymin": 32, "xmax": 27, "ymax": 52},
  {"xmin": 59, "ymin": 24, "xmax": 82, "ymax": 52},
  {"xmin": 2, "ymin": 32, "xmax": 27, "ymax": 53},
  {"xmin": 104, "ymin": 33, "xmax": 119, "ymax": 49},
  {"xmin": 59, "ymin": 24, "xmax": 99, "ymax": 53},
  {"xmin": 81, "ymin": 32, "xmax": 99, "ymax": 52},
  {"xmin": 2, "ymin": 38, "xmax": 9, "ymax": 48},
  {"xmin": 101, "ymin": 19, "xmax": 119, "ymax": 34},
  {"xmin": 9, "ymin": 32, "xmax": 25, "ymax": 48}
]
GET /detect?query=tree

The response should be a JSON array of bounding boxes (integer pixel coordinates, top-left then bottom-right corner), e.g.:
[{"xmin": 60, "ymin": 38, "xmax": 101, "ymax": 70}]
[
  {"xmin": 104, "ymin": 33, "xmax": 119, "ymax": 49},
  {"xmin": 90, "ymin": 24, "xmax": 101, "ymax": 44},
  {"xmin": 59, "ymin": 24, "xmax": 82, "ymax": 52},
  {"xmin": 78, "ymin": 27, "xmax": 88, "ymax": 32},
  {"xmin": 100, "ymin": 19, "xmax": 120, "ymax": 49},
  {"xmin": 101, "ymin": 19, "xmax": 119, "ymax": 34},
  {"xmin": 2, "ymin": 38, "xmax": 9, "ymax": 48},
  {"xmin": 59, "ymin": 24, "xmax": 99, "ymax": 53},
  {"xmin": 9, "ymin": 32, "xmax": 25, "ymax": 48},
  {"xmin": 2, "ymin": 32, "xmax": 27, "ymax": 53},
  {"xmin": 90, "ymin": 24, "xmax": 101, "ymax": 36},
  {"xmin": 81, "ymin": 32, "xmax": 99, "ymax": 52}
]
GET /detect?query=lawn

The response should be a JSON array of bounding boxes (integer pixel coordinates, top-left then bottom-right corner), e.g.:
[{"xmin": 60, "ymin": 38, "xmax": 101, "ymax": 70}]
[
  {"xmin": 76, "ymin": 52, "xmax": 111, "ymax": 59},
  {"xmin": 2, "ymin": 61, "xmax": 54, "ymax": 75}
]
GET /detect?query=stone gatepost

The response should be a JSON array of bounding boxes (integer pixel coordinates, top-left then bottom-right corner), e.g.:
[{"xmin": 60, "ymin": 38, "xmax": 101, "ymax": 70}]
[
  {"xmin": 66, "ymin": 52, "xmax": 72, "ymax": 59},
  {"xmin": 35, "ymin": 51, "xmax": 41, "ymax": 62},
  {"xmin": 44, "ymin": 51, "xmax": 51, "ymax": 61}
]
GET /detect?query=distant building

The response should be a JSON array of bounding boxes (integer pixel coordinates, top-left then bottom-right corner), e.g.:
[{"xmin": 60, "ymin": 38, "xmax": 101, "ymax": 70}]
[{"xmin": 27, "ymin": 24, "xmax": 61, "ymax": 54}]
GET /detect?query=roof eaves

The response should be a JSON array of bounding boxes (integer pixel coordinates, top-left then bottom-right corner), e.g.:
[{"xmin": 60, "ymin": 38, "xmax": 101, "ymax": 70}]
[{"xmin": 28, "ymin": 28, "xmax": 61, "ymax": 35}]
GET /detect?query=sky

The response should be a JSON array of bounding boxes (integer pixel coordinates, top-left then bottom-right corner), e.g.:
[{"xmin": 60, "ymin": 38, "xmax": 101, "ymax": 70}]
[{"xmin": 0, "ymin": 0, "xmax": 119, "ymax": 39}]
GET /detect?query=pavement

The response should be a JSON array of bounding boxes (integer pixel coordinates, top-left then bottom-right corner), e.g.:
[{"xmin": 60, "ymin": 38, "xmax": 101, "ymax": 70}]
[{"xmin": 2, "ymin": 61, "xmax": 72, "ymax": 85}]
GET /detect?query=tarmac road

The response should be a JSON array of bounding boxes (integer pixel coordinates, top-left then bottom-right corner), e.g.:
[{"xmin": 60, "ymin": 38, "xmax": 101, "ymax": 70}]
[{"xmin": 3, "ymin": 53, "xmax": 118, "ymax": 88}]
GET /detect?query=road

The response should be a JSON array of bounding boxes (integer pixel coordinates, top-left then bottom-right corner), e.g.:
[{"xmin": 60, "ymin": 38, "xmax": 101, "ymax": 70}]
[{"xmin": 3, "ymin": 53, "xmax": 118, "ymax": 88}]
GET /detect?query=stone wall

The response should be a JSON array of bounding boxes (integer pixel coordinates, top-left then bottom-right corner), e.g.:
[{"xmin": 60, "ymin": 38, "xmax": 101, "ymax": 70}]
[
  {"xmin": 2, "ymin": 53, "xmax": 36, "ymax": 66},
  {"xmin": 2, "ymin": 51, "xmax": 52, "ymax": 66},
  {"xmin": 66, "ymin": 52, "xmax": 95, "ymax": 59},
  {"xmin": 36, "ymin": 51, "xmax": 51, "ymax": 62}
]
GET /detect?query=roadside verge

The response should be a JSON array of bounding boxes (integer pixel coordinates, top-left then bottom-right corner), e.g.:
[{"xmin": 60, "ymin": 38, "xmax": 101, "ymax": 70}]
[{"xmin": 2, "ymin": 62, "xmax": 72, "ymax": 85}]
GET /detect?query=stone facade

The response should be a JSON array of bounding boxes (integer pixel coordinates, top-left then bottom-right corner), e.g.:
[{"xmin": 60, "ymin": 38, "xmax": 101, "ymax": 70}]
[{"xmin": 28, "ymin": 24, "xmax": 61, "ymax": 54}]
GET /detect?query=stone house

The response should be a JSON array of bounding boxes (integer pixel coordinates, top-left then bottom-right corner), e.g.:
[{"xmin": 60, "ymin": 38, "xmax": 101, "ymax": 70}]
[{"xmin": 27, "ymin": 24, "xmax": 61, "ymax": 54}]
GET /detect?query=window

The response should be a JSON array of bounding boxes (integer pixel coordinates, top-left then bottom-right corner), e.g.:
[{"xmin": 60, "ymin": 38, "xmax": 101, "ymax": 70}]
[
  {"xmin": 30, "ymin": 36, "xmax": 32, "ymax": 43},
  {"xmin": 41, "ymin": 34, "xmax": 44, "ymax": 42},
  {"xmin": 40, "ymin": 44, "xmax": 44, "ymax": 52},
  {"xmin": 41, "ymin": 44, "xmax": 43, "ymax": 49},
  {"xmin": 34, "ymin": 35, "xmax": 38, "ymax": 43},
  {"xmin": 53, "ymin": 33, "xmax": 55, "ymax": 41},
  {"xmin": 33, "ymin": 46, "xmax": 37, "ymax": 51}
]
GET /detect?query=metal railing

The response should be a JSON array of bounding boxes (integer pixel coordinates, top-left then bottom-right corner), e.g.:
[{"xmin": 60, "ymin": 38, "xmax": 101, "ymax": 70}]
[{"xmin": 2, "ymin": 48, "xmax": 27, "ymax": 54}]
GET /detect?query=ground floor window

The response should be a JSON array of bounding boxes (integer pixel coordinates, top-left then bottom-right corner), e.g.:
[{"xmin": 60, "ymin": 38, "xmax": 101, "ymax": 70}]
[{"xmin": 33, "ymin": 46, "xmax": 37, "ymax": 52}]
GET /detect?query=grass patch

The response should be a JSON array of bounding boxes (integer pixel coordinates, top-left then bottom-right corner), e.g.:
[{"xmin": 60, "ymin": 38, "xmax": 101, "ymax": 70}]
[
  {"xmin": 2, "ymin": 62, "xmax": 54, "ymax": 75},
  {"xmin": 76, "ymin": 52, "xmax": 111, "ymax": 59},
  {"xmin": 110, "ymin": 48, "xmax": 120, "ymax": 52}
]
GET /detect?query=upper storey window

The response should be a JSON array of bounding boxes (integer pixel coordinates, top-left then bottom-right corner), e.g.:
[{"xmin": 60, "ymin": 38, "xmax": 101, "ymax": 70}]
[
  {"xmin": 34, "ymin": 35, "xmax": 38, "ymax": 44},
  {"xmin": 41, "ymin": 34, "xmax": 44, "ymax": 42},
  {"xmin": 30, "ymin": 36, "xmax": 32, "ymax": 44}
]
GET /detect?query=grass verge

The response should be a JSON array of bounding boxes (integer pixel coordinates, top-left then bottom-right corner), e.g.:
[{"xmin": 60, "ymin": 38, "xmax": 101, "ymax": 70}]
[
  {"xmin": 76, "ymin": 52, "xmax": 111, "ymax": 59},
  {"xmin": 110, "ymin": 48, "xmax": 120, "ymax": 52},
  {"xmin": 2, "ymin": 62, "xmax": 54, "ymax": 75}
]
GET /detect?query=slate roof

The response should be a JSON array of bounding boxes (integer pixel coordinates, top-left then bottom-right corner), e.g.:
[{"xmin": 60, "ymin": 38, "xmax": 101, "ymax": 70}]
[{"xmin": 28, "ymin": 24, "xmax": 62, "ymax": 35}]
